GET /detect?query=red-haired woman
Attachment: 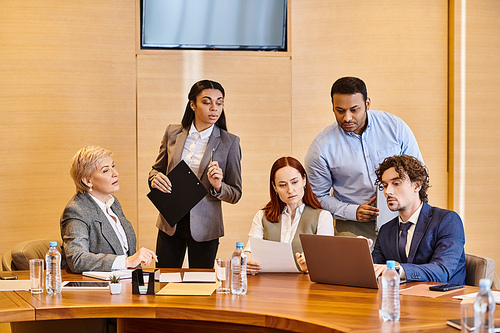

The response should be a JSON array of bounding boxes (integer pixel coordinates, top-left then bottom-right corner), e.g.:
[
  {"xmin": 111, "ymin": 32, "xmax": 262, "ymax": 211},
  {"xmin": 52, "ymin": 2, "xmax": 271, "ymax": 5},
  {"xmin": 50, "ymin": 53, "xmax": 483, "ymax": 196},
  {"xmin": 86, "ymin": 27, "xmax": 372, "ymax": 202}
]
[{"xmin": 245, "ymin": 156, "xmax": 334, "ymax": 274}]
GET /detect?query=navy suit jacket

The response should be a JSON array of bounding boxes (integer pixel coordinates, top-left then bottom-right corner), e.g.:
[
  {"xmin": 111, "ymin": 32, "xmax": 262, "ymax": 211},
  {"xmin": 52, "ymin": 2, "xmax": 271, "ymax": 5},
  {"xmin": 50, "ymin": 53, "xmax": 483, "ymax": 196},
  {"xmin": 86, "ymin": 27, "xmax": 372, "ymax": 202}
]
[{"xmin": 372, "ymin": 202, "xmax": 466, "ymax": 284}]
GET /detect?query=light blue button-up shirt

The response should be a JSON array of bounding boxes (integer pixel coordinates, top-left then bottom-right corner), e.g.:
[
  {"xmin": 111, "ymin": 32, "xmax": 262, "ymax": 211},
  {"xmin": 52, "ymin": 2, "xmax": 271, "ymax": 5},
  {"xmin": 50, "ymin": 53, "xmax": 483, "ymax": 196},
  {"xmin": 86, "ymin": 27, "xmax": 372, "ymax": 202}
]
[{"xmin": 304, "ymin": 110, "xmax": 422, "ymax": 221}]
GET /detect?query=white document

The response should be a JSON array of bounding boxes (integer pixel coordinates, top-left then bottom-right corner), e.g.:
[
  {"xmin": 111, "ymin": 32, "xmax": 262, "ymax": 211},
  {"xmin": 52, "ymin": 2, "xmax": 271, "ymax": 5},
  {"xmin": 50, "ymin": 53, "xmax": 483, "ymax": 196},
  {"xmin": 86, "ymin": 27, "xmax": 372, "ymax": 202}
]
[
  {"xmin": 0, "ymin": 279, "xmax": 31, "ymax": 291},
  {"xmin": 453, "ymin": 291, "xmax": 500, "ymax": 304},
  {"xmin": 160, "ymin": 272, "xmax": 182, "ymax": 283},
  {"xmin": 82, "ymin": 269, "xmax": 133, "ymax": 281},
  {"xmin": 182, "ymin": 271, "xmax": 216, "ymax": 282},
  {"xmin": 250, "ymin": 238, "xmax": 300, "ymax": 273}
]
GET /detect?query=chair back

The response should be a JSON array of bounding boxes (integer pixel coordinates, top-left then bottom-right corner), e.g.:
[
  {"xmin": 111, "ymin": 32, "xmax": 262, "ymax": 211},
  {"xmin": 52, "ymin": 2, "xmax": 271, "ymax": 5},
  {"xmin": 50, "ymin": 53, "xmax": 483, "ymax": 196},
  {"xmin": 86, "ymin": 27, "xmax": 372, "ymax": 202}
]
[
  {"xmin": 2, "ymin": 239, "xmax": 62, "ymax": 271},
  {"xmin": 465, "ymin": 253, "xmax": 499, "ymax": 289}
]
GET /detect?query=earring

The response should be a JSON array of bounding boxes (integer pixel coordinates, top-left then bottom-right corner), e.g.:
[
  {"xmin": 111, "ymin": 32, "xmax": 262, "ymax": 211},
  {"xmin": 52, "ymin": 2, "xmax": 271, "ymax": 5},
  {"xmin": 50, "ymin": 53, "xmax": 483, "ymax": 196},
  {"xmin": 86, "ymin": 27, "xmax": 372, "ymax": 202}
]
[{"xmin": 89, "ymin": 185, "xmax": 93, "ymax": 192}]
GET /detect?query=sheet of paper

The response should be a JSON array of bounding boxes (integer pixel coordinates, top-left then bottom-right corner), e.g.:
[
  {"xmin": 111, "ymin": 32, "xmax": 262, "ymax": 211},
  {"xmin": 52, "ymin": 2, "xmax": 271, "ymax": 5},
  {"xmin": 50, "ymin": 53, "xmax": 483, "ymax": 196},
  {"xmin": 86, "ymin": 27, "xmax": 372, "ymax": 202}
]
[
  {"xmin": 82, "ymin": 270, "xmax": 133, "ymax": 281},
  {"xmin": 453, "ymin": 291, "xmax": 500, "ymax": 304},
  {"xmin": 250, "ymin": 238, "xmax": 300, "ymax": 273},
  {"xmin": 0, "ymin": 279, "xmax": 31, "ymax": 291},
  {"xmin": 160, "ymin": 272, "xmax": 182, "ymax": 283},
  {"xmin": 156, "ymin": 283, "xmax": 216, "ymax": 296},
  {"xmin": 399, "ymin": 284, "xmax": 465, "ymax": 298},
  {"xmin": 182, "ymin": 271, "xmax": 216, "ymax": 282}
]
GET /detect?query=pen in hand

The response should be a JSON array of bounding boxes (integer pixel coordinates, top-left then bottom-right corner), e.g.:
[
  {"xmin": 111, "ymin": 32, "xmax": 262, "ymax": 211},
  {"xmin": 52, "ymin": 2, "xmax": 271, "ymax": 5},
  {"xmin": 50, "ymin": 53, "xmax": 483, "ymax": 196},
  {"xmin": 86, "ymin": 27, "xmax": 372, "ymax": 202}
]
[{"xmin": 211, "ymin": 148, "xmax": 215, "ymax": 163}]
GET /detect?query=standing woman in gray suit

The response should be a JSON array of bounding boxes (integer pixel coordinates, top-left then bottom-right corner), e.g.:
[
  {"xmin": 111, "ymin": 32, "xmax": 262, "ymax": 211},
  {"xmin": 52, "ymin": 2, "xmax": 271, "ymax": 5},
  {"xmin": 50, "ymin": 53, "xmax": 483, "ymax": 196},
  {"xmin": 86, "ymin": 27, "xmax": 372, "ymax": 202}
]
[
  {"xmin": 149, "ymin": 80, "xmax": 242, "ymax": 268},
  {"xmin": 61, "ymin": 146, "xmax": 157, "ymax": 273}
]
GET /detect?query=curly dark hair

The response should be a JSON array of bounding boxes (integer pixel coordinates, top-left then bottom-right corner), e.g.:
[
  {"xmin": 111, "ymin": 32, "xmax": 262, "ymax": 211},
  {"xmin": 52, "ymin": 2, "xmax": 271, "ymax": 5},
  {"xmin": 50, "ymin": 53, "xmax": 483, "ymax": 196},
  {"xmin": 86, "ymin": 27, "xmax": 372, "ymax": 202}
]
[{"xmin": 375, "ymin": 155, "xmax": 430, "ymax": 202}]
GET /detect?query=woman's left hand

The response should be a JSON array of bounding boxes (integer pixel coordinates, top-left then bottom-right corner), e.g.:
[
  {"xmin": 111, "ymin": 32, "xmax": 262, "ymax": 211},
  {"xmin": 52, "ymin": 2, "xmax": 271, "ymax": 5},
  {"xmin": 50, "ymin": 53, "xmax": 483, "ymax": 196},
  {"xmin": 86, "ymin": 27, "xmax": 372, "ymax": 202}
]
[
  {"xmin": 295, "ymin": 252, "xmax": 308, "ymax": 273},
  {"xmin": 208, "ymin": 161, "xmax": 223, "ymax": 192}
]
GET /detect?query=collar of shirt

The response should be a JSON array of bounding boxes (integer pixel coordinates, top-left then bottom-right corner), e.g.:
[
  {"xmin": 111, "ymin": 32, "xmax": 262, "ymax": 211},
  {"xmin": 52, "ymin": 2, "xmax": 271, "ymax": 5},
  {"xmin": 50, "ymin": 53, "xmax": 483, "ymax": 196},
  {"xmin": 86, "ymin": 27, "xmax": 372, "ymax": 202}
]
[
  {"xmin": 188, "ymin": 122, "xmax": 214, "ymax": 140},
  {"xmin": 89, "ymin": 193, "xmax": 129, "ymax": 253},
  {"xmin": 282, "ymin": 203, "xmax": 305, "ymax": 217},
  {"xmin": 398, "ymin": 202, "xmax": 423, "ymax": 226},
  {"xmin": 398, "ymin": 202, "xmax": 423, "ymax": 258},
  {"xmin": 89, "ymin": 193, "xmax": 113, "ymax": 211},
  {"xmin": 345, "ymin": 110, "xmax": 372, "ymax": 138}
]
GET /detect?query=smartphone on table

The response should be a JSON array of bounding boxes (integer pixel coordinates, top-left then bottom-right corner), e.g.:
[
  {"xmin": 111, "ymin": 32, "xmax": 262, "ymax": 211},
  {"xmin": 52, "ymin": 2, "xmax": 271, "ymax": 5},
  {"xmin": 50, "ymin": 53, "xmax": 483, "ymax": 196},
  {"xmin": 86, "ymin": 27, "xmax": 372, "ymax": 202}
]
[{"xmin": 429, "ymin": 283, "xmax": 463, "ymax": 291}]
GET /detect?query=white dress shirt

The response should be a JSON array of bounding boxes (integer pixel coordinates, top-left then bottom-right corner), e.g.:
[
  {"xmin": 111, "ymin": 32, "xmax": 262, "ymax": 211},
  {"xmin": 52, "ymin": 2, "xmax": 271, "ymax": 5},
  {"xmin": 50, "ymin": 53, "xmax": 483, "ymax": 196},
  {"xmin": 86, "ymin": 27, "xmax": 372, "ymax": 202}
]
[
  {"xmin": 181, "ymin": 122, "xmax": 213, "ymax": 175},
  {"xmin": 399, "ymin": 202, "xmax": 423, "ymax": 257},
  {"xmin": 89, "ymin": 194, "xmax": 128, "ymax": 270},
  {"xmin": 245, "ymin": 203, "xmax": 334, "ymax": 252}
]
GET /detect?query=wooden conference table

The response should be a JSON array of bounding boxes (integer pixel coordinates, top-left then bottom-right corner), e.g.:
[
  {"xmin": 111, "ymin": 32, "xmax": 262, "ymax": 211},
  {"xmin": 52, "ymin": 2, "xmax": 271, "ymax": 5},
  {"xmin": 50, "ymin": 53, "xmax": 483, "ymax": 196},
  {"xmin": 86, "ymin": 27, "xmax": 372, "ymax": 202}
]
[{"xmin": 0, "ymin": 269, "xmax": 490, "ymax": 332}]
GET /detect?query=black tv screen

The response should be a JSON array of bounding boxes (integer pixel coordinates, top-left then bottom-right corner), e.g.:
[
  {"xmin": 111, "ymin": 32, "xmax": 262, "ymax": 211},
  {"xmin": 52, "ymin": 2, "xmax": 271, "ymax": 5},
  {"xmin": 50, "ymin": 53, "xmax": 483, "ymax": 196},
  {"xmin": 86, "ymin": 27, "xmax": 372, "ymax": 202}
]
[{"xmin": 141, "ymin": 0, "xmax": 287, "ymax": 51}]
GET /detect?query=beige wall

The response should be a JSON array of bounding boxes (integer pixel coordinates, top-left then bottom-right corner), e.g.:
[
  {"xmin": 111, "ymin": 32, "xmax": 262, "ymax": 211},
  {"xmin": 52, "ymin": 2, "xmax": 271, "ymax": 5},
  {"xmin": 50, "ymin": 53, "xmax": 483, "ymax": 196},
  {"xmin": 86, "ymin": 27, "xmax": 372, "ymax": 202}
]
[
  {"xmin": 0, "ymin": 0, "xmax": 137, "ymax": 257},
  {"xmin": 0, "ymin": 0, "xmax": 498, "ymax": 276},
  {"xmin": 136, "ymin": 52, "xmax": 292, "ymax": 259},
  {"xmin": 452, "ymin": 0, "xmax": 500, "ymax": 273}
]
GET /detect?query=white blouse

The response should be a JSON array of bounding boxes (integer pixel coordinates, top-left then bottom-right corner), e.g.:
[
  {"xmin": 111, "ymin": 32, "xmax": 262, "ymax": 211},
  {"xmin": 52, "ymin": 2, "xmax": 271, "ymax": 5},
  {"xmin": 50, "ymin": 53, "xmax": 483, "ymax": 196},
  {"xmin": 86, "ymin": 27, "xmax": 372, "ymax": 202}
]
[{"xmin": 244, "ymin": 203, "xmax": 334, "ymax": 252}]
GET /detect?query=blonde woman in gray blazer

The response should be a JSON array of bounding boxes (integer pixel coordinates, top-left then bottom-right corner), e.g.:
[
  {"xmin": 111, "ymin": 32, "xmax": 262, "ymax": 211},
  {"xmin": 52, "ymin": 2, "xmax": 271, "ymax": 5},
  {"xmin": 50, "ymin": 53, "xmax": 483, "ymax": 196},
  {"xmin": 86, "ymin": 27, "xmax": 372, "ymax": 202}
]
[
  {"xmin": 61, "ymin": 146, "xmax": 156, "ymax": 273},
  {"xmin": 149, "ymin": 80, "xmax": 242, "ymax": 268}
]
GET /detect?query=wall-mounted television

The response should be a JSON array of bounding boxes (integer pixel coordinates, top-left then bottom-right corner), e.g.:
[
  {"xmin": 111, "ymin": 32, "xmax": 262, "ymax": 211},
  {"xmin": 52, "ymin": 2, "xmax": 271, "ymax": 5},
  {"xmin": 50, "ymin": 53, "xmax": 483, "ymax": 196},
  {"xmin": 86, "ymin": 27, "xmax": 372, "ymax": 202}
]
[{"xmin": 141, "ymin": 0, "xmax": 287, "ymax": 51}]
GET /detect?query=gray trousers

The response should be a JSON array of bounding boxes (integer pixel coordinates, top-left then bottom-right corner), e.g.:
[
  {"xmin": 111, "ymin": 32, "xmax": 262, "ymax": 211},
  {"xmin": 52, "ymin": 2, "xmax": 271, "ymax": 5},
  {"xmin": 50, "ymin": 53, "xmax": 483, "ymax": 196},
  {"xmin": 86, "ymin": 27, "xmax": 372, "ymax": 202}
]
[{"xmin": 334, "ymin": 219, "xmax": 378, "ymax": 245}]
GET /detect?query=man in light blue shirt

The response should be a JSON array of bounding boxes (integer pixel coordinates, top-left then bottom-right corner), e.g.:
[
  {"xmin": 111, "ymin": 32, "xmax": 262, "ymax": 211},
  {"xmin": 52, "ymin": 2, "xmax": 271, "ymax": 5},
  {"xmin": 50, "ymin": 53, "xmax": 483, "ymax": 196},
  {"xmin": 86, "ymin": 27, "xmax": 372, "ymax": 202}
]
[{"xmin": 304, "ymin": 77, "xmax": 422, "ymax": 240}]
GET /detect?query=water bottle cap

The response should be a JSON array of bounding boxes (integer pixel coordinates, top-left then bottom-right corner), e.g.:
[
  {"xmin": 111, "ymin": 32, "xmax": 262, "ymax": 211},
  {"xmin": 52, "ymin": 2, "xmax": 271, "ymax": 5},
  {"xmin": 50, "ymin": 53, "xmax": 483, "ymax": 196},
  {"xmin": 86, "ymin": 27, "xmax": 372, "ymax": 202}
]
[
  {"xmin": 49, "ymin": 241, "xmax": 57, "ymax": 247},
  {"xmin": 236, "ymin": 242, "xmax": 244, "ymax": 247},
  {"xmin": 386, "ymin": 260, "xmax": 396, "ymax": 268},
  {"xmin": 479, "ymin": 278, "xmax": 491, "ymax": 289}
]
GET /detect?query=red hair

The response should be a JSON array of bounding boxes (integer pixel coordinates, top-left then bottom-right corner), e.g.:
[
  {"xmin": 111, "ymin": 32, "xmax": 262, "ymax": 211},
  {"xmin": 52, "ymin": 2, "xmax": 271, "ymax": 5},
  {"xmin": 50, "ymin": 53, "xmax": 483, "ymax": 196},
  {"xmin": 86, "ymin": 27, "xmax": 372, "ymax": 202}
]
[{"xmin": 263, "ymin": 156, "xmax": 322, "ymax": 223}]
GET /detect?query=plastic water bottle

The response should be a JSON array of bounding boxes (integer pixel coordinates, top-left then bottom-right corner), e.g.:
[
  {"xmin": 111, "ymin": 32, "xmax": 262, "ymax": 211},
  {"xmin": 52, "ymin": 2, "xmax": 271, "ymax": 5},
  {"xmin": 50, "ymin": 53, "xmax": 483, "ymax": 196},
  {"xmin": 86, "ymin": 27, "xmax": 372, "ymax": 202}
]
[
  {"xmin": 474, "ymin": 278, "xmax": 496, "ymax": 333},
  {"xmin": 379, "ymin": 260, "xmax": 400, "ymax": 321},
  {"xmin": 231, "ymin": 242, "xmax": 247, "ymax": 295},
  {"xmin": 45, "ymin": 241, "xmax": 62, "ymax": 294}
]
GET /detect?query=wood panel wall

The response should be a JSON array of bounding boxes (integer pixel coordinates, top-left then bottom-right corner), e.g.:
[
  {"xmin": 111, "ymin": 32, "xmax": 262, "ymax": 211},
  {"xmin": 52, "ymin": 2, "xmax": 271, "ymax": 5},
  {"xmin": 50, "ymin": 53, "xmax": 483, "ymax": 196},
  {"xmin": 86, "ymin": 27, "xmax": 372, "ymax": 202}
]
[
  {"xmin": 0, "ymin": 0, "xmax": 137, "ymax": 259},
  {"xmin": 136, "ymin": 52, "xmax": 292, "ymax": 258},
  {"xmin": 0, "ymin": 0, "xmax": 498, "ymax": 277},
  {"xmin": 291, "ymin": 1, "xmax": 449, "ymax": 208},
  {"xmin": 452, "ymin": 0, "xmax": 500, "ymax": 275}
]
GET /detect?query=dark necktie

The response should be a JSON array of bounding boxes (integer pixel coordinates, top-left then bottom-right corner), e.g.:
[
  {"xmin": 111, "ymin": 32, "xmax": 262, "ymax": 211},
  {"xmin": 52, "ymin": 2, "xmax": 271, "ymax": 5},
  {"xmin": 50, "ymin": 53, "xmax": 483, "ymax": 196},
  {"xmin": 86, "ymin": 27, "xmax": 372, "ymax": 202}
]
[{"xmin": 398, "ymin": 222, "xmax": 412, "ymax": 263}]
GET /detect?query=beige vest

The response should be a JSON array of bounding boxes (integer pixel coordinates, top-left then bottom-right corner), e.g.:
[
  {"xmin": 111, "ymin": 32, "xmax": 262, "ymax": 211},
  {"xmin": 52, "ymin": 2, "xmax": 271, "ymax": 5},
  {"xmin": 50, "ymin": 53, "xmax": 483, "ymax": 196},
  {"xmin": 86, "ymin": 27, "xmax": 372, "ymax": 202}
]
[{"xmin": 262, "ymin": 205, "xmax": 322, "ymax": 269}]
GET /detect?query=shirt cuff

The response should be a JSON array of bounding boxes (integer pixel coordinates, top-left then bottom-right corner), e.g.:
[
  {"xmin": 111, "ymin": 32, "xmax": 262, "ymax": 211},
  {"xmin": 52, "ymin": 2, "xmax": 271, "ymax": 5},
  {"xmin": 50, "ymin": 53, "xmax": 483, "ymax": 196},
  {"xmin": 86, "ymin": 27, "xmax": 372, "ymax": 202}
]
[
  {"xmin": 397, "ymin": 263, "xmax": 407, "ymax": 282},
  {"xmin": 344, "ymin": 204, "xmax": 359, "ymax": 221},
  {"xmin": 112, "ymin": 255, "xmax": 127, "ymax": 270}
]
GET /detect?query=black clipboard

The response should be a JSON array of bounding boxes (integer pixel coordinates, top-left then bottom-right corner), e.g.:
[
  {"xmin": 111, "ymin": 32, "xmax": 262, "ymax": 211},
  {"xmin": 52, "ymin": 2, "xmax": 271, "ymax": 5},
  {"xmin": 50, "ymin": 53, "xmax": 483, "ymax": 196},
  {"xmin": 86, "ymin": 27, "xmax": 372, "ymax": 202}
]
[{"xmin": 147, "ymin": 160, "xmax": 208, "ymax": 227}]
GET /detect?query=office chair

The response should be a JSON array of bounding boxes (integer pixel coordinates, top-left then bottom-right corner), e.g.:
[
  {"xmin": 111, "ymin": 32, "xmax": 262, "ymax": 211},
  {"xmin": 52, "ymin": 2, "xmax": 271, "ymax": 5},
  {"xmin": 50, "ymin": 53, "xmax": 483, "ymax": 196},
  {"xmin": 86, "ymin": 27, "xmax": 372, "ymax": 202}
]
[{"xmin": 465, "ymin": 253, "xmax": 500, "ymax": 290}]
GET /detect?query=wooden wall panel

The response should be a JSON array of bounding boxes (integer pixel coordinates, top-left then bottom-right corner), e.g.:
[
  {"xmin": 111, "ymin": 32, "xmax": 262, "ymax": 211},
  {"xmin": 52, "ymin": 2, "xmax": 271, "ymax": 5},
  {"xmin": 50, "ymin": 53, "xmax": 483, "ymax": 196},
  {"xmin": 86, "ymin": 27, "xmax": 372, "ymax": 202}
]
[
  {"xmin": 137, "ymin": 52, "xmax": 292, "ymax": 259},
  {"xmin": 291, "ymin": 1, "xmax": 449, "ymax": 207},
  {"xmin": 0, "ymin": 0, "xmax": 137, "ymax": 258},
  {"xmin": 453, "ymin": 0, "xmax": 500, "ymax": 276}
]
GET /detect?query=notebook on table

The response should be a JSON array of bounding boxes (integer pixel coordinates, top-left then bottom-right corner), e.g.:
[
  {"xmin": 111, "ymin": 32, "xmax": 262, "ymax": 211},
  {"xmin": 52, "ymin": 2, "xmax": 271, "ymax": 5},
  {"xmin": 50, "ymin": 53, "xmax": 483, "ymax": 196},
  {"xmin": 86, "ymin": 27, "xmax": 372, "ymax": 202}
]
[{"xmin": 299, "ymin": 234, "xmax": 378, "ymax": 289}]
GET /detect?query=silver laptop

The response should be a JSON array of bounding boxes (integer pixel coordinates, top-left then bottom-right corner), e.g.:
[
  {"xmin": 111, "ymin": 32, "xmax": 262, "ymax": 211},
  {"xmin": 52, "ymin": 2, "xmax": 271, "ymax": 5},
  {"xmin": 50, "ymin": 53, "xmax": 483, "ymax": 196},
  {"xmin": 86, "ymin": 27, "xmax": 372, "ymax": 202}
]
[{"xmin": 300, "ymin": 234, "xmax": 378, "ymax": 289}]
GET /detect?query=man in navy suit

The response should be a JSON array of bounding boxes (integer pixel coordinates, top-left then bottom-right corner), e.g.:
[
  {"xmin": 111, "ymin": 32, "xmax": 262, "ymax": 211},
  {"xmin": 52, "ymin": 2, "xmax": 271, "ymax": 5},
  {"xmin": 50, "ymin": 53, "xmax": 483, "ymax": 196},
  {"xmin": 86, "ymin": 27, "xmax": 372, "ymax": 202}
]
[{"xmin": 372, "ymin": 155, "xmax": 466, "ymax": 284}]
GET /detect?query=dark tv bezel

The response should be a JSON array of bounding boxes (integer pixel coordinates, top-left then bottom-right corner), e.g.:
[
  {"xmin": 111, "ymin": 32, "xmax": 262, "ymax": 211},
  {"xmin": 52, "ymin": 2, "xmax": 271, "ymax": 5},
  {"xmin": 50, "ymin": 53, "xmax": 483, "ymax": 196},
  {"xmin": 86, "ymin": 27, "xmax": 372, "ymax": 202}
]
[{"xmin": 140, "ymin": 0, "xmax": 287, "ymax": 52}]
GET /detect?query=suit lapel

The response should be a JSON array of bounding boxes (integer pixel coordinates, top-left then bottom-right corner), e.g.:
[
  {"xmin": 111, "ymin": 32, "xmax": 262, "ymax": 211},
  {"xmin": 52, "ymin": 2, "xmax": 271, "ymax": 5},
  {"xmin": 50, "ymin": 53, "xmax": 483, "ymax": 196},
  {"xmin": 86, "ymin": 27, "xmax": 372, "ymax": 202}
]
[
  {"xmin": 84, "ymin": 193, "xmax": 125, "ymax": 255},
  {"xmin": 172, "ymin": 127, "xmax": 188, "ymax": 170},
  {"xmin": 407, "ymin": 202, "xmax": 432, "ymax": 263},
  {"xmin": 199, "ymin": 126, "xmax": 221, "ymax": 180}
]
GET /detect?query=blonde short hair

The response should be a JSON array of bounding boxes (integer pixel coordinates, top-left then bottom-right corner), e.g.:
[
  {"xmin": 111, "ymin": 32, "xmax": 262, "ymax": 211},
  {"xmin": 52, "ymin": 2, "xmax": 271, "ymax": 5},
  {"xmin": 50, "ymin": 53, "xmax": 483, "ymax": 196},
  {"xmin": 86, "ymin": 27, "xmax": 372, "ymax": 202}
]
[{"xmin": 70, "ymin": 146, "xmax": 112, "ymax": 193}]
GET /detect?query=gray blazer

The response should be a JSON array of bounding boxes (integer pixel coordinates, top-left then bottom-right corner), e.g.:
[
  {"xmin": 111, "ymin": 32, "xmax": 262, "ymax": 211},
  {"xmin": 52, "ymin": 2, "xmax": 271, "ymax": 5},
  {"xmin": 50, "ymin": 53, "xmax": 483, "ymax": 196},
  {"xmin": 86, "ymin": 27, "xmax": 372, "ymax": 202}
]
[
  {"xmin": 149, "ymin": 124, "xmax": 242, "ymax": 242},
  {"xmin": 60, "ymin": 192, "xmax": 137, "ymax": 273}
]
